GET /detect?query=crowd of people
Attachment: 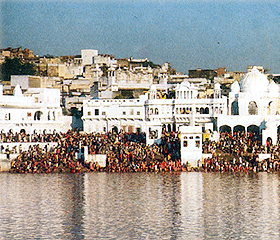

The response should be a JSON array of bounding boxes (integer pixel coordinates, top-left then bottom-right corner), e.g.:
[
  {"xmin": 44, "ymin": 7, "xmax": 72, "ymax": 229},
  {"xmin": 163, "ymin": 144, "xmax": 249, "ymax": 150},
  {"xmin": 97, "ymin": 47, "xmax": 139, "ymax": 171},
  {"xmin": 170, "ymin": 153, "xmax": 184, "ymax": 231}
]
[
  {"xmin": 202, "ymin": 131, "xmax": 280, "ymax": 172},
  {"xmin": 7, "ymin": 130, "xmax": 182, "ymax": 173},
  {"xmin": 1, "ymin": 129, "xmax": 280, "ymax": 174}
]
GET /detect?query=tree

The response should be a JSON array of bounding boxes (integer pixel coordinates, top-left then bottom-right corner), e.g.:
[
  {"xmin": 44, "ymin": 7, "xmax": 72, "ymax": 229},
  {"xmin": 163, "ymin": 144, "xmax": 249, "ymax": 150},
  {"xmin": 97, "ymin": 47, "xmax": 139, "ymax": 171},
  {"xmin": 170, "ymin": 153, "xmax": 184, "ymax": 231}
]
[{"xmin": 0, "ymin": 57, "xmax": 38, "ymax": 81}]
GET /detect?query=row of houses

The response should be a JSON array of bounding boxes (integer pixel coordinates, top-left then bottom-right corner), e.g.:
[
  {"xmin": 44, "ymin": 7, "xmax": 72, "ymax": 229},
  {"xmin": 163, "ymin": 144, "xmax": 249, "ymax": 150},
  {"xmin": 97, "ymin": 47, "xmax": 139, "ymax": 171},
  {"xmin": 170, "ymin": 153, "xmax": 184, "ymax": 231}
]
[
  {"xmin": 1, "ymin": 48, "xmax": 280, "ymax": 142},
  {"xmin": 1, "ymin": 65, "xmax": 278, "ymax": 141},
  {"xmin": 0, "ymin": 48, "xmax": 248, "ymax": 104},
  {"xmin": 1, "ymin": 62, "xmax": 280, "ymax": 165}
]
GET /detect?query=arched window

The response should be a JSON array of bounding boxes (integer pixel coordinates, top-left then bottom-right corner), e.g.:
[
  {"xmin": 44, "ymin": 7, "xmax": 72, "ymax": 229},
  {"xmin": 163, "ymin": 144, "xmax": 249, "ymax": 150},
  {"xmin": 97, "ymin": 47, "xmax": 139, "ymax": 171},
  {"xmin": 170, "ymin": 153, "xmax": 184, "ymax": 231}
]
[
  {"xmin": 233, "ymin": 125, "xmax": 245, "ymax": 133},
  {"xmin": 219, "ymin": 125, "xmax": 231, "ymax": 133},
  {"xmin": 247, "ymin": 125, "xmax": 259, "ymax": 135},
  {"xmin": 168, "ymin": 124, "xmax": 171, "ymax": 132},
  {"xmin": 266, "ymin": 137, "xmax": 272, "ymax": 146},
  {"xmin": 231, "ymin": 100, "xmax": 239, "ymax": 115},
  {"xmin": 248, "ymin": 101, "xmax": 258, "ymax": 115},
  {"xmin": 34, "ymin": 111, "xmax": 43, "ymax": 121},
  {"xmin": 268, "ymin": 101, "xmax": 273, "ymax": 115}
]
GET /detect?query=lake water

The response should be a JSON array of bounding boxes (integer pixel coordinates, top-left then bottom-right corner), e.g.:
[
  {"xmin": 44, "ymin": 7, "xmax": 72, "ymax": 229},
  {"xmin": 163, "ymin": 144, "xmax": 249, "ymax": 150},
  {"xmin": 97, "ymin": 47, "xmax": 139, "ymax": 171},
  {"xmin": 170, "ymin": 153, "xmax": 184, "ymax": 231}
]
[{"xmin": 0, "ymin": 172, "xmax": 279, "ymax": 239}]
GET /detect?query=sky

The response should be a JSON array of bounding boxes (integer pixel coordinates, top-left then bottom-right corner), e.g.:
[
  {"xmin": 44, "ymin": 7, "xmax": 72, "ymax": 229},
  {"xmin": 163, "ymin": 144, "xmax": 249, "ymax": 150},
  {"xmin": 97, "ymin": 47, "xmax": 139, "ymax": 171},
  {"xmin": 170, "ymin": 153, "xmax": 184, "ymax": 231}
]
[{"xmin": 1, "ymin": 0, "xmax": 280, "ymax": 74}]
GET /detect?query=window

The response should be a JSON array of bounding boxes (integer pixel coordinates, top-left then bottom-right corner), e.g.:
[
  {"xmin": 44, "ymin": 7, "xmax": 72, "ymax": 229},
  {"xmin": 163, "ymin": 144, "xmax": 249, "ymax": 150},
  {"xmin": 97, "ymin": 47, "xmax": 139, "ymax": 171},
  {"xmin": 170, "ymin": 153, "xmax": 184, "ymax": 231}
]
[
  {"xmin": 5, "ymin": 113, "xmax": 11, "ymax": 120},
  {"xmin": 248, "ymin": 101, "xmax": 258, "ymax": 115},
  {"xmin": 196, "ymin": 140, "xmax": 200, "ymax": 148},
  {"xmin": 34, "ymin": 111, "xmax": 42, "ymax": 121},
  {"xmin": 137, "ymin": 111, "xmax": 140, "ymax": 115},
  {"xmin": 184, "ymin": 141, "xmax": 188, "ymax": 147},
  {"xmin": 88, "ymin": 111, "xmax": 91, "ymax": 116},
  {"xmin": 95, "ymin": 109, "xmax": 99, "ymax": 115},
  {"xmin": 102, "ymin": 112, "xmax": 106, "ymax": 115},
  {"xmin": 123, "ymin": 111, "xmax": 126, "ymax": 115},
  {"xmin": 231, "ymin": 100, "xmax": 239, "ymax": 115}
]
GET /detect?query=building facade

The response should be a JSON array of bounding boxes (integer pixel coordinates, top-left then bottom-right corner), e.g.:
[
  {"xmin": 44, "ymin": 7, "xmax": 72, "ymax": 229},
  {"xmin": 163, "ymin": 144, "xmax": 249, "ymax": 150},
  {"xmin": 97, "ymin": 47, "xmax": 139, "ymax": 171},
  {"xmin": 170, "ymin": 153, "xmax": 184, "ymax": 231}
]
[
  {"xmin": 83, "ymin": 81, "xmax": 227, "ymax": 144},
  {"xmin": 0, "ymin": 85, "xmax": 71, "ymax": 134},
  {"xmin": 218, "ymin": 66, "xmax": 280, "ymax": 144}
]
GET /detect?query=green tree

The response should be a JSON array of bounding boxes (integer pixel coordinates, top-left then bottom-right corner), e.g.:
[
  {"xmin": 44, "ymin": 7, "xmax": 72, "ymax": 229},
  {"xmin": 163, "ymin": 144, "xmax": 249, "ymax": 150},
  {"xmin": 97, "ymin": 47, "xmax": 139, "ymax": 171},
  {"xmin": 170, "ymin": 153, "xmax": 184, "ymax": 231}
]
[{"xmin": 0, "ymin": 57, "xmax": 38, "ymax": 81}]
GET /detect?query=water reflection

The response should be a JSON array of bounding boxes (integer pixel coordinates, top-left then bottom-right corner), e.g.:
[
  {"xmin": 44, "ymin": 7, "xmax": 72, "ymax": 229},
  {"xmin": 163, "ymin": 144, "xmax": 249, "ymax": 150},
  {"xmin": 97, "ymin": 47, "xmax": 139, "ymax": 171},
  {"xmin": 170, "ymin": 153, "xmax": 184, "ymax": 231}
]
[
  {"xmin": 0, "ymin": 172, "xmax": 280, "ymax": 239},
  {"xmin": 83, "ymin": 173, "xmax": 183, "ymax": 239}
]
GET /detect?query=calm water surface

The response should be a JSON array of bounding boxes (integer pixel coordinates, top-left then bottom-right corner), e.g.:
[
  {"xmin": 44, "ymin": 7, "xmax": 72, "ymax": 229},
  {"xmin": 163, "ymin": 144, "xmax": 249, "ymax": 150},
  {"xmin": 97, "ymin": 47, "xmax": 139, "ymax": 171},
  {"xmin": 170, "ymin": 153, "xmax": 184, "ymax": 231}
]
[{"xmin": 0, "ymin": 172, "xmax": 280, "ymax": 239}]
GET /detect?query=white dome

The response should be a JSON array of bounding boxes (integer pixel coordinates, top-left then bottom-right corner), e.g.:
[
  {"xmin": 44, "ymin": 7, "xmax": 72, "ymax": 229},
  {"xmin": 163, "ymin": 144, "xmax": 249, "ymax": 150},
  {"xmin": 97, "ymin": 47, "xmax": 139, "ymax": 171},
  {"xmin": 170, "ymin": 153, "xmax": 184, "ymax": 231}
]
[
  {"xmin": 268, "ymin": 80, "xmax": 279, "ymax": 95},
  {"xmin": 181, "ymin": 81, "xmax": 191, "ymax": 88},
  {"xmin": 150, "ymin": 85, "xmax": 157, "ymax": 91},
  {"xmin": 230, "ymin": 81, "xmax": 240, "ymax": 93},
  {"xmin": 240, "ymin": 66, "xmax": 269, "ymax": 93},
  {"xmin": 13, "ymin": 84, "xmax": 23, "ymax": 97},
  {"xmin": 214, "ymin": 82, "xmax": 221, "ymax": 90}
]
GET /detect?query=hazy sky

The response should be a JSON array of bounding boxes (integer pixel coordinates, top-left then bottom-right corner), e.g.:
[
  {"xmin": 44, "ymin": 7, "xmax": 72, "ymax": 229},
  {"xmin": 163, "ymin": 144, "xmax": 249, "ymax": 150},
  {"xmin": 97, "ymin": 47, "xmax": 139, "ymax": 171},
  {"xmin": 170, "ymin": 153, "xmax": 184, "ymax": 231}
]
[{"xmin": 1, "ymin": 0, "xmax": 280, "ymax": 74}]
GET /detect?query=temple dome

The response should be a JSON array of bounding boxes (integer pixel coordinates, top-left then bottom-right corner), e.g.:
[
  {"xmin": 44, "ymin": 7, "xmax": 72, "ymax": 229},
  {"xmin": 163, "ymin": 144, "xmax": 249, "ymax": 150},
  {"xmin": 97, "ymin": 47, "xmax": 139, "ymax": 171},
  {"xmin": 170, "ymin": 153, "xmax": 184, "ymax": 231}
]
[
  {"xmin": 268, "ymin": 80, "xmax": 279, "ymax": 95},
  {"xmin": 214, "ymin": 82, "xmax": 221, "ymax": 90},
  {"xmin": 240, "ymin": 66, "xmax": 269, "ymax": 93},
  {"xmin": 181, "ymin": 81, "xmax": 191, "ymax": 88},
  {"xmin": 13, "ymin": 84, "xmax": 23, "ymax": 97},
  {"xmin": 150, "ymin": 85, "xmax": 157, "ymax": 91},
  {"xmin": 230, "ymin": 80, "xmax": 240, "ymax": 93}
]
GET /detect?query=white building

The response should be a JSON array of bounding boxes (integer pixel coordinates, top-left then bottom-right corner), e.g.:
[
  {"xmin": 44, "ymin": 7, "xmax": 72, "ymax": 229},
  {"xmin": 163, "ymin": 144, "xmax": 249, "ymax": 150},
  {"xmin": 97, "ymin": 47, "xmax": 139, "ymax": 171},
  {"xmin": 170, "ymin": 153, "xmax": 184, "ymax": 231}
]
[
  {"xmin": 0, "ymin": 85, "xmax": 71, "ymax": 134},
  {"xmin": 83, "ymin": 95, "xmax": 147, "ymax": 134},
  {"xmin": 83, "ymin": 80, "xmax": 227, "ymax": 145},
  {"xmin": 81, "ymin": 49, "xmax": 98, "ymax": 65},
  {"xmin": 180, "ymin": 126, "xmax": 202, "ymax": 167},
  {"xmin": 218, "ymin": 66, "xmax": 280, "ymax": 145}
]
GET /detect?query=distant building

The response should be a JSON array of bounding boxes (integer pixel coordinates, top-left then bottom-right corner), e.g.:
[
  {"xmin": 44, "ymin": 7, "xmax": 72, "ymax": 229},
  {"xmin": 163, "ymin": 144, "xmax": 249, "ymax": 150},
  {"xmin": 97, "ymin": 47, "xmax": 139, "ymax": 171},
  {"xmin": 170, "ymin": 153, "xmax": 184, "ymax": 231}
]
[
  {"xmin": 81, "ymin": 49, "xmax": 98, "ymax": 65},
  {"xmin": 10, "ymin": 75, "xmax": 61, "ymax": 92},
  {"xmin": 188, "ymin": 69, "xmax": 217, "ymax": 80},
  {"xmin": 0, "ymin": 47, "xmax": 34, "ymax": 60},
  {"xmin": 0, "ymin": 85, "xmax": 71, "ymax": 134}
]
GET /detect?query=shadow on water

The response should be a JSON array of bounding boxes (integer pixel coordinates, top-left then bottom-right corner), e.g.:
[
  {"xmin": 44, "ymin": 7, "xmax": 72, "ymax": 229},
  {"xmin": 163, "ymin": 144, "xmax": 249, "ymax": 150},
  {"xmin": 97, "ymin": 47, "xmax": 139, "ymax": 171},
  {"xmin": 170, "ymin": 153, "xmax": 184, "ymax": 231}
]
[{"xmin": 62, "ymin": 174, "xmax": 86, "ymax": 240}]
